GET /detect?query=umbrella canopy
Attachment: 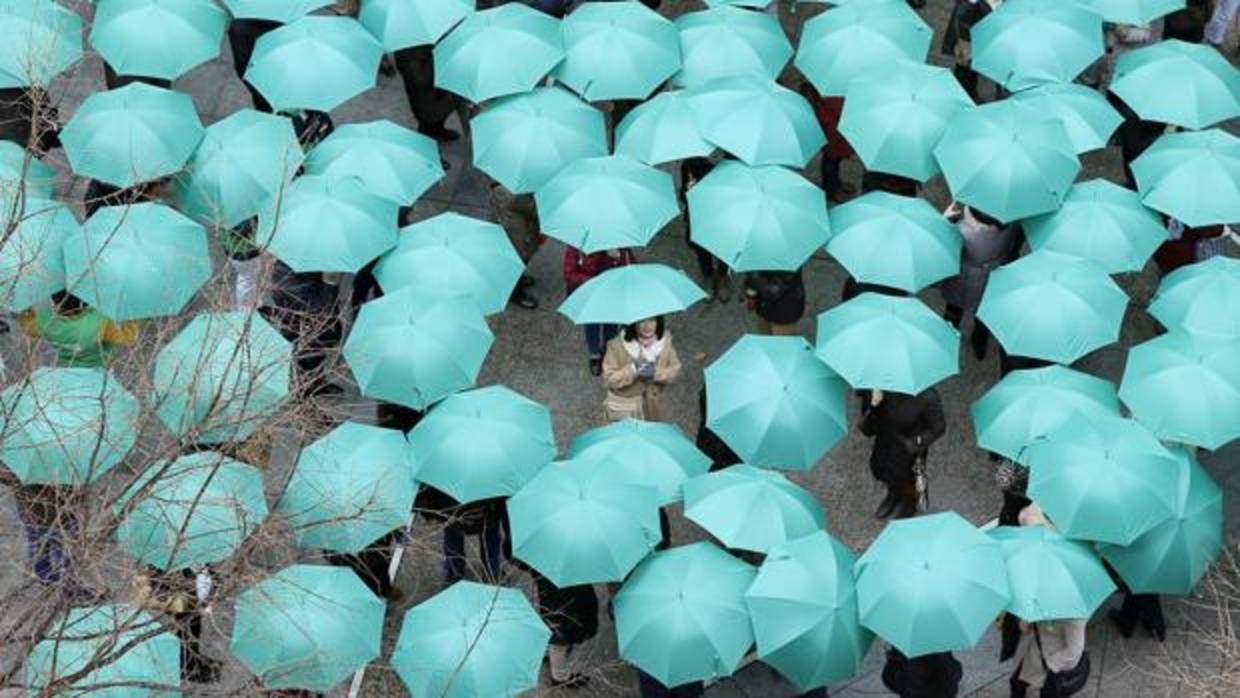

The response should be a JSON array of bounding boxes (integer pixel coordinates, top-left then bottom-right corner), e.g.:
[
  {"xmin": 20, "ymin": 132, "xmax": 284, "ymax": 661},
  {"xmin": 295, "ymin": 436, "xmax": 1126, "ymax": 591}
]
[
  {"xmin": 555, "ymin": 0, "xmax": 680, "ymax": 101},
  {"xmin": 408, "ymin": 385, "xmax": 555, "ymax": 504},
  {"xmin": 393, "ymin": 581, "xmax": 550, "ymax": 698},
  {"xmin": 433, "ymin": 2, "xmax": 563, "ymax": 103},
  {"xmin": 1023, "ymin": 179, "xmax": 1167, "ymax": 274},
  {"xmin": 704, "ymin": 0, "xmax": 774, "ymax": 6},
  {"xmin": 559, "ymin": 263, "xmax": 705, "ymax": 325},
  {"xmin": 704, "ymin": 335, "xmax": 847, "ymax": 471},
  {"xmin": 1110, "ymin": 39, "xmax": 1240, "ymax": 129},
  {"xmin": 815, "ymin": 293, "xmax": 959, "ymax": 394},
  {"xmin": 1008, "ymin": 82, "xmax": 1124, "ymax": 154},
  {"xmin": 256, "ymin": 174, "xmax": 398, "ymax": 273},
  {"xmin": 855, "ymin": 512, "xmax": 1011, "ymax": 657},
  {"xmin": 1083, "ymin": 0, "xmax": 1185, "ymax": 24},
  {"xmin": 687, "ymin": 76, "xmax": 826, "ymax": 168},
  {"xmin": 471, "ymin": 86, "xmax": 607, "ymax": 194},
  {"xmin": 60, "ymin": 82, "xmax": 204, "ymax": 188},
  {"xmin": 152, "ymin": 311, "xmax": 291, "ymax": 444},
  {"xmin": 278, "ymin": 422, "xmax": 416, "ymax": 554},
  {"xmin": 0, "ymin": 198, "xmax": 77, "ymax": 312},
  {"xmin": 508, "ymin": 458, "xmax": 663, "ymax": 586},
  {"xmin": 978, "ymin": 250, "xmax": 1128, "ymax": 365},
  {"xmin": 246, "ymin": 16, "xmax": 382, "ymax": 112},
  {"xmin": 1149, "ymin": 256, "xmax": 1240, "ymax": 339},
  {"xmin": 359, "ymin": 0, "xmax": 473, "ymax": 50},
  {"xmin": 972, "ymin": 0, "xmax": 1104, "ymax": 91},
  {"xmin": 685, "ymin": 465, "xmax": 825, "ymax": 554},
  {"xmin": 0, "ymin": 139, "xmax": 56, "ymax": 197},
  {"xmin": 614, "ymin": 89, "xmax": 713, "ymax": 165},
  {"xmin": 303, "ymin": 119, "xmax": 444, "ymax": 204},
  {"xmin": 672, "ymin": 6, "xmax": 791, "ymax": 88},
  {"xmin": 26, "ymin": 605, "xmax": 180, "ymax": 697},
  {"xmin": 795, "ymin": 0, "xmax": 932, "ymax": 96},
  {"xmin": 615, "ymin": 542, "xmax": 757, "ymax": 687},
  {"xmin": 231, "ymin": 564, "xmax": 385, "ymax": 692},
  {"xmin": 0, "ymin": 0, "xmax": 83, "ymax": 88},
  {"xmin": 989, "ymin": 526, "xmax": 1115, "ymax": 622},
  {"xmin": 222, "ymin": 0, "xmax": 331, "ymax": 23},
  {"xmin": 686, "ymin": 160, "xmax": 830, "ymax": 271},
  {"xmin": 827, "ymin": 191, "xmax": 961, "ymax": 292},
  {"xmin": 64, "ymin": 202, "xmax": 212, "ymax": 321},
  {"xmin": 116, "ymin": 451, "xmax": 269, "ymax": 570},
  {"xmin": 535, "ymin": 155, "xmax": 678, "ymax": 252},
  {"xmin": 567, "ymin": 419, "xmax": 712, "ymax": 505},
  {"xmin": 0, "ymin": 367, "xmax": 139, "ymax": 485},
  {"xmin": 90, "ymin": 0, "xmax": 227, "ymax": 81},
  {"xmin": 1131, "ymin": 128, "xmax": 1240, "ymax": 228}
]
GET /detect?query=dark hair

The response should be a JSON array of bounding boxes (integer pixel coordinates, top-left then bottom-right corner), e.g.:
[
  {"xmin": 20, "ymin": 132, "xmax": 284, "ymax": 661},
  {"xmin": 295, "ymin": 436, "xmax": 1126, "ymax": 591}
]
[
  {"xmin": 623, "ymin": 316, "xmax": 665, "ymax": 341},
  {"xmin": 51, "ymin": 291, "xmax": 84, "ymax": 314}
]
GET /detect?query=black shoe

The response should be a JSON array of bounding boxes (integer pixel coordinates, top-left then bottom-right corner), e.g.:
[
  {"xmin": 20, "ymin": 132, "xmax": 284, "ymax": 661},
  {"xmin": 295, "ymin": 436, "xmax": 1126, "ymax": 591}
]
[
  {"xmin": 1108, "ymin": 609, "xmax": 1135, "ymax": 639},
  {"xmin": 875, "ymin": 493, "xmax": 897, "ymax": 519},
  {"xmin": 589, "ymin": 357, "xmax": 602, "ymax": 376},
  {"xmin": 550, "ymin": 673, "xmax": 591, "ymax": 689},
  {"xmin": 419, "ymin": 125, "xmax": 460, "ymax": 142}
]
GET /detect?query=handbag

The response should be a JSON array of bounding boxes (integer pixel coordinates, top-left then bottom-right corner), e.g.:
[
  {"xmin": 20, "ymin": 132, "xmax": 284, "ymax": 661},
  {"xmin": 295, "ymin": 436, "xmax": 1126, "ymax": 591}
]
[{"xmin": 1036, "ymin": 626, "xmax": 1091, "ymax": 697}]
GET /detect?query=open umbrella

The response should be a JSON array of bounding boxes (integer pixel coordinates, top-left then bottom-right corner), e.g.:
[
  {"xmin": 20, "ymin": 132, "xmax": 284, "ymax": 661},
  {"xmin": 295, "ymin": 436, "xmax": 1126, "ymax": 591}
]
[
  {"xmin": 705, "ymin": 0, "xmax": 774, "ymax": 6},
  {"xmin": 433, "ymin": 2, "xmax": 563, "ymax": 103},
  {"xmin": 0, "ymin": 139, "xmax": 56, "ymax": 197},
  {"xmin": 1131, "ymin": 128, "xmax": 1240, "ymax": 228},
  {"xmin": 989, "ymin": 526, "xmax": 1115, "ymax": 622},
  {"xmin": 222, "ymin": 0, "xmax": 331, "ymax": 23},
  {"xmin": 0, "ymin": 198, "xmax": 77, "ymax": 312},
  {"xmin": 26, "ymin": 605, "xmax": 180, "ymax": 696},
  {"xmin": 246, "ymin": 15, "xmax": 383, "ymax": 113},
  {"xmin": 91, "ymin": 0, "xmax": 227, "ymax": 81},
  {"xmin": 359, "ymin": 0, "xmax": 473, "ymax": 50},
  {"xmin": 795, "ymin": 0, "xmax": 932, "ymax": 96},
  {"xmin": 256, "ymin": 174, "xmax": 398, "ymax": 273},
  {"xmin": 0, "ymin": 0, "xmax": 83, "ymax": 88},
  {"xmin": 672, "ymin": 6, "xmax": 791, "ymax": 88},
  {"xmin": 614, "ymin": 89, "xmax": 713, "ymax": 165},
  {"xmin": 567, "ymin": 419, "xmax": 711, "ymax": 505},
  {"xmin": 1008, "ymin": 82, "xmax": 1124, "ymax": 154},
  {"xmin": 231, "ymin": 564, "xmax": 385, "ymax": 692},
  {"xmin": 1083, "ymin": 0, "xmax": 1185, "ymax": 25},
  {"xmin": 1149, "ymin": 256, "xmax": 1240, "ymax": 338},
  {"xmin": 559, "ymin": 263, "xmax": 705, "ymax": 325},
  {"xmin": 972, "ymin": 0, "xmax": 1104, "ymax": 91},
  {"xmin": 535, "ymin": 155, "xmax": 678, "ymax": 252},
  {"xmin": 1110, "ymin": 39, "xmax": 1240, "ymax": 129},
  {"xmin": 303, "ymin": 119, "xmax": 443, "ymax": 204},
  {"xmin": 687, "ymin": 76, "xmax": 826, "ymax": 168},
  {"xmin": 1022, "ymin": 179, "xmax": 1167, "ymax": 274},
  {"xmin": 827, "ymin": 191, "xmax": 961, "ymax": 292},
  {"xmin": 555, "ymin": 0, "xmax": 680, "ymax": 101},
  {"xmin": 685, "ymin": 465, "xmax": 825, "ymax": 554}
]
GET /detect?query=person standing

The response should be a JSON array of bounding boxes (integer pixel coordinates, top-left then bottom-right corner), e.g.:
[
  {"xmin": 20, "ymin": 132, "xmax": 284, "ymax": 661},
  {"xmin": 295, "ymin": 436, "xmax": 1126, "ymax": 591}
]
[
  {"xmin": 601, "ymin": 317, "xmax": 682, "ymax": 423},
  {"xmin": 415, "ymin": 486, "xmax": 505, "ymax": 584},
  {"xmin": 859, "ymin": 389, "xmax": 946, "ymax": 519},
  {"xmin": 939, "ymin": 203, "xmax": 1020, "ymax": 361},
  {"xmin": 19, "ymin": 292, "xmax": 141, "ymax": 368},
  {"xmin": 743, "ymin": 269, "xmax": 807, "ymax": 337},
  {"xmin": 132, "ymin": 566, "xmax": 220, "ymax": 683},
  {"xmin": 696, "ymin": 386, "xmax": 741, "ymax": 473},
  {"xmin": 881, "ymin": 648, "xmax": 963, "ymax": 698},
  {"xmin": 680, "ymin": 158, "xmax": 730, "ymax": 301},
  {"xmin": 564, "ymin": 246, "xmax": 636, "ymax": 375},
  {"xmin": 488, "ymin": 182, "xmax": 540, "ymax": 310},
  {"xmin": 392, "ymin": 45, "xmax": 460, "ymax": 142},
  {"xmin": 530, "ymin": 571, "xmax": 597, "ymax": 689}
]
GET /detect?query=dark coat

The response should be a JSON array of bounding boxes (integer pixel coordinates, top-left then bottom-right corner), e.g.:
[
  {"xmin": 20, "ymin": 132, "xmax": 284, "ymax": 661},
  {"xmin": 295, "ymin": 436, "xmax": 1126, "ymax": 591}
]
[
  {"xmin": 941, "ymin": 0, "xmax": 992, "ymax": 55},
  {"xmin": 533, "ymin": 572, "xmax": 599, "ymax": 645},
  {"xmin": 743, "ymin": 270, "xmax": 806, "ymax": 325},
  {"xmin": 860, "ymin": 390, "xmax": 946, "ymax": 487},
  {"xmin": 882, "ymin": 649, "xmax": 963, "ymax": 698}
]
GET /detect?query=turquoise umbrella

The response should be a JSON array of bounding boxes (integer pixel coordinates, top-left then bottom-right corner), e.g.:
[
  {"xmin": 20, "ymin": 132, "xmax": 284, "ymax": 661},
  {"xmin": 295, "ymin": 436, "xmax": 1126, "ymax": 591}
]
[
  {"xmin": 796, "ymin": 0, "xmax": 933, "ymax": 96},
  {"xmin": 26, "ymin": 605, "xmax": 180, "ymax": 697},
  {"xmin": 971, "ymin": 364, "xmax": 1120, "ymax": 463},
  {"xmin": 60, "ymin": 82, "xmax": 204, "ymax": 188},
  {"xmin": 1025, "ymin": 415, "xmax": 1179, "ymax": 546},
  {"xmin": 344, "ymin": 288, "xmax": 493, "ymax": 411},
  {"xmin": 558, "ymin": 263, "xmax": 706, "ymax": 325},
  {"xmin": 978, "ymin": 251, "xmax": 1129, "ymax": 365},
  {"xmin": 568, "ymin": 419, "xmax": 711, "ymax": 505},
  {"xmin": 0, "ymin": 139, "xmax": 56, "ymax": 197},
  {"xmin": 508, "ymin": 458, "xmax": 663, "ymax": 586},
  {"xmin": 152, "ymin": 311, "xmax": 291, "ymax": 444},
  {"xmin": 1008, "ymin": 82, "xmax": 1124, "ymax": 154},
  {"xmin": 246, "ymin": 16, "xmax": 383, "ymax": 112},
  {"xmin": 855, "ymin": 512, "xmax": 1011, "ymax": 657},
  {"xmin": 688, "ymin": 76, "xmax": 826, "ymax": 168},
  {"xmin": 278, "ymin": 422, "xmax": 415, "ymax": 554},
  {"xmin": 1083, "ymin": 0, "xmax": 1185, "ymax": 24},
  {"xmin": 256, "ymin": 175, "xmax": 398, "ymax": 273},
  {"xmin": 705, "ymin": 335, "xmax": 847, "ymax": 471},
  {"xmin": 839, "ymin": 60, "xmax": 973, "ymax": 182},
  {"xmin": 815, "ymin": 294, "xmax": 959, "ymax": 394},
  {"xmin": 1023, "ymin": 179, "xmax": 1168, "ymax": 274},
  {"xmin": 231, "ymin": 564, "xmax": 385, "ymax": 692},
  {"xmin": 615, "ymin": 542, "xmax": 757, "ymax": 686},
  {"xmin": 1120, "ymin": 330, "xmax": 1240, "ymax": 450},
  {"xmin": 359, "ymin": 0, "xmax": 473, "ymax": 50},
  {"xmin": 1110, "ymin": 39, "xmax": 1240, "ymax": 129},
  {"xmin": 535, "ymin": 155, "xmax": 679, "ymax": 252},
  {"xmin": 169, "ymin": 108, "xmax": 304, "ymax": 228},
  {"xmin": 827, "ymin": 191, "xmax": 961, "ymax": 292},
  {"xmin": 408, "ymin": 385, "xmax": 554, "ymax": 504},
  {"xmin": 433, "ymin": 2, "xmax": 564, "ymax": 103},
  {"xmin": 373, "ymin": 212, "xmax": 523, "ymax": 315},
  {"xmin": 1131, "ymin": 128, "xmax": 1240, "ymax": 228},
  {"xmin": 686, "ymin": 160, "xmax": 830, "ymax": 271},
  {"xmin": 303, "ymin": 119, "xmax": 444, "ymax": 205},
  {"xmin": 393, "ymin": 582, "xmax": 550, "ymax": 698},
  {"xmin": 972, "ymin": 0, "xmax": 1104, "ymax": 91},
  {"xmin": 0, "ymin": 198, "xmax": 77, "ymax": 312},
  {"xmin": 614, "ymin": 89, "xmax": 713, "ymax": 165},
  {"xmin": 684, "ymin": 465, "xmax": 825, "ymax": 553},
  {"xmin": 0, "ymin": 0, "xmax": 83, "ymax": 88},
  {"xmin": 0, "ymin": 367, "xmax": 139, "ymax": 485},
  {"xmin": 673, "ymin": 6, "xmax": 791, "ymax": 88},
  {"xmin": 471, "ymin": 86, "xmax": 607, "ymax": 194},
  {"xmin": 90, "ymin": 0, "xmax": 228, "ymax": 81},
  {"xmin": 745, "ymin": 531, "xmax": 873, "ymax": 691},
  {"xmin": 705, "ymin": 0, "xmax": 774, "ymax": 6},
  {"xmin": 1149, "ymin": 256, "xmax": 1240, "ymax": 338},
  {"xmin": 116, "ymin": 451, "xmax": 269, "ymax": 570},
  {"xmin": 989, "ymin": 526, "xmax": 1115, "ymax": 622},
  {"xmin": 1098, "ymin": 447, "xmax": 1223, "ymax": 595},
  {"xmin": 64, "ymin": 202, "xmax": 212, "ymax": 321},
  {"xmin": 222, "ymin": 0, "xmax": 331, "ymax": 22},
  {"xmin": 555, "ymin": 0, "xmax": 681, "ymax": 101}
]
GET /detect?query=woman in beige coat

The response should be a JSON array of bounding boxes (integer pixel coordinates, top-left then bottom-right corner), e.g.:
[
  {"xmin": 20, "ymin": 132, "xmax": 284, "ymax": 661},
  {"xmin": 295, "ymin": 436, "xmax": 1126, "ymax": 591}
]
[{"xmin": 601, "ymin": 316, "xmax": 682, "ymax": 423}]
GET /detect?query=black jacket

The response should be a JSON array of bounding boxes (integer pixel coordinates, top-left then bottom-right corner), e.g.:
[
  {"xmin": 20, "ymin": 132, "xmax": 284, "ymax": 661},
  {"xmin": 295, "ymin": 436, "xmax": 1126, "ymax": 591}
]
[
  {"xmin": 860, "ymin": 389, "xmax": 946, "ymax": 487},
  {"xmin": 744, "ymin": 270, "xmax": 806, "ymax": 325},
  {"xmin": 882, "ymin": 649, "xmax": 963, "ymax": 698},
  {"xmin": 532, "ymin": 572, "xmax": 599, "ymax": 645}
]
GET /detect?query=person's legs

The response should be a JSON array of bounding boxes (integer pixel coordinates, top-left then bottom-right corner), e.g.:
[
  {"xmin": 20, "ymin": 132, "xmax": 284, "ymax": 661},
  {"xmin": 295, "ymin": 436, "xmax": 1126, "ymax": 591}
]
[
  {"xmin": 1206, "ymin": 0, "xmax": 1240, "ymax": 45},
  {"xmin": 442, "ymin": 524, "xmax": 467, "ymax": 583},
  {"xmin": 178, "ymin": 609, "xmax": 219, "ymax": 683},
  {"xmin": 1111, "ymin": 590, "xmax": 1140, "ymax": 637},
  {"xmin": 1009, "ymin": 665, "xmax": 1029, "ymax": 698},
  {"xmin": 584, "ymin": 324, "xmax": 605, "ymax": 357},
  {"xmin": 820, "ymin": 155, "xmax": 847, "ymax": 202},
  {"xmin": 393, "ymin": 46, "xmax": 459, "ymax": 140},
  {"xmin": 478, "ymin": 519, "xmax": 503, "ymax": 582},
  {"xmin": 1136, "ymin": 593, "xmax": 1166, "ymax": 642},
  {"xmin": 894, "ymin": 480, "xmax": 920, "ymax": 519}
]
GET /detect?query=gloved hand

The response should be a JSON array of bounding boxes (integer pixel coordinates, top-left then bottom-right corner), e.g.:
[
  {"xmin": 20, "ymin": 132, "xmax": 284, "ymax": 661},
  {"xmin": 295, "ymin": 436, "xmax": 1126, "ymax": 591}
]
[{"xmin": 635, "ymin": 360, "xmax": 656, "ymax": 380}]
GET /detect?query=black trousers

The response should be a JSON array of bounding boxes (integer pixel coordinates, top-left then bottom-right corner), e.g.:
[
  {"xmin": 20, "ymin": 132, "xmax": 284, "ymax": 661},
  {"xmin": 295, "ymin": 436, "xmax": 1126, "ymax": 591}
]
[
  {"xmin": 393, "ymin": 46, "xmax": 458, "ymax": 132},
  {"xmin": 228, "ymin": 19, "xmax": 281, "ymax": 113}
]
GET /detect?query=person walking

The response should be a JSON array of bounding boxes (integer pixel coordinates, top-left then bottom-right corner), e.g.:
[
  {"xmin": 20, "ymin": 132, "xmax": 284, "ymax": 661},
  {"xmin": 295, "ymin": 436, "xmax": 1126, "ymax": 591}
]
[
  {"xmin": 882, "ymin": 648, "xmax": 963, "ymax": 698},
  {"xmin": 530, "ymin": 570, "xmax": 597, "ymax": 689},
  {"xmin": 939, "ymin": 203, "xmax": 1020, "ymax": 361},
  {"xmin": 19, "ymin": 292, "xmax": 141, "ymax": 367},
  {"xmin": 488, "ymin": 182, "xmax": 540, "ymax": 310},
  {"xmin": 265, "ymin": 262, "xmax": 344, "ymax": 399},
  {"xmin": 743, "ymin": 269, "xmax": 807, "ymax": 337},
  {"xmin": 601, "ymin": 316, "xmax": 682, "ymax": 423},
  {"xmin": 564, "ymin": 246, "xmax": 636, "ymax": 375},
  {"xmin": 859, "ymin": 388, "xmax": 946, "ymax": 519},
  {"xmin": 696, "ymin": 386, "xmax": 741, "ymax": 473},
  {"xmin": 680, "ymin": 158, "xmax": 730, "ymax": 301},
  {"xmin": 324, "ymin": 529, "xmax": 405, "ymax": 602}
]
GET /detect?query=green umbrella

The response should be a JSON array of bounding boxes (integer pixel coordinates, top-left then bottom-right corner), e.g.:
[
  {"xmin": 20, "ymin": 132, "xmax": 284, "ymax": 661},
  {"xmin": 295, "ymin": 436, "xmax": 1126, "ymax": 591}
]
[
  {"xmin": 1131, "ymin": 128, "xmax": 1240, "ymax": 228},
  {"xmin": 222, "ymin": 0, "xmax": 331, "ymax": 22},
  {"xmin": 971, "ymin": 364, "xmax": 1120, "ymax": 463},
  {"xmin": 705, "ymin": 0, "xmax": 774, "ymax": 6},
  {"xmin": 687, "ymin": 76, "xmax": 826, "ymax": 168},
  {"xmin": 0, "ymin": 0, "xmax": 83, "ymax": 88},
  {"xmin": 256, "ymin": 174, "xmax": 398, "ymax": 273},
  {"xmin": 815, "ymin": 293, "xmax": 959, "ymax": 394},
  {"xmin": 1098, "ymin": 447, "xmax": 1223, "ymax": 595},
  {"xmin": 615, "ymin": 542, "xmax": 757, "ymax": 686},
  {"xmin": 152, "ymin": 311, "xmax": 291, "ymax": 444},
  {"xmin": 26, "ymin": 605, "xmax": 180, "ymax": 697},
  {"xmin": 796, "ymin": 0, "xmax": 932, "ymax": 96},
  {"xmin": 684, "ymin": 465, "xmax": 825, "ymax": 554},
  {"xmin": 408, "ymin": 385, "xmax": 554, "ymax": 504},
  {"xmin": 972, "ymin": 0, "xmax": 1104, "ymax": 91},
  {"xmin": 558, "ymin": 263, "xmax": 705, "ymax": 325},
  {"xmin": 344, "ymin": 288, "xmax": 493, "ymax": 411},
  {"xmin": 1111, "ymin": 39, "xmax": 1240, "ymax": 130},
  {"xmin": 393, "ymin": 581, "xmax": 550, "ymax": 698},
  {"xmin": 116, "ymin": 451, "xmax": 269, "ymax": 570},
  {"xmin": 978, "ymin": 250, "xmax": 1128, "ymax": 365},
  {"xmin": 278, "ymin": 422, "xmax": 415, "ymax": 554},
  {"xmin": 1008, "ymin": 82, "xmax": 1124, "ymax": 154},
  {"xmin": 91, "ymin": 0, "xmax": 227, "ymax": 81},
  {"xmin": 672, "ymin": 6, "xmax": 791, "ymax": 88},
  {"xmin": 373, "ymin": 212, "xmax": 523, "ymax": 315},
  {"xmin": 169, "ymin": 108, "xmax": 304, "ymax": 228},
  {"xmin": 555, "ymin": 0, "xmax": 681, "ymax": 101},
  {"xmin": 508, "ymin": 458, "xmax": 662, "ymax": 586},
  {"xmin": 303, "ymin": 119, "xmax": 444, "ymax": 205},
  {"xmin": 1025, "ymin": 415, "xmax": 1179, "ymax": 546},
  {"xmin": 567, "ymin": 419, "xmax": 712, "ymax": 505},
  {"xmin": 1023, "ymin": 179, "xmax": 1168, "ymax": 274},
  {"xmin": 0, "ymin": 367, "xmax": 139, "ymax": 485},
  {"xmin": 60, "ymin": 82, "xmax": 204, "ymax": 188},
  {"xmin": 535, "ymin": 155, "xmax": 679, "ymax": 252},
  {"xmin": 64, "ymin": 202, "xmax": 212, "ymax": 321},
  {"xmin": 827, "ymin": 191, "xmax": 961, "ymax": 292},
  {"xmin": 989, "ymin": 526, "xmax": 1115, "ymax": 622},
  {"xmin": 0, "ymin": 198, "xmax": 77, "ymax": 312},
  {"xmin": 359, "ymin": 0, "xmax": 473, "ymax": 50},
  {"xmin": 433, "ymin": 2, "xmax": 563, "ymax": 103},
  {"xmin": 471, "ymin": 86, "xmax": 607, "ymax": 194},
  {"xmin": 246, "ymin": 16, "xmax": 383, "ymax": 113},
  {"xmin": 1083, "ymin": 0, "xmax": 1185, "ymax": 25},
  {"xmin": 1149, "ymin": 256, "xmax": 1240, "ymax": 339},
  {"xmin": 0, "ymin": 139, "xmax": 56, "ymax": 197},
  {"xmin": 839, "ymin": 60, "xmax": 973, "ymax": 182},
  {"xmin": 686, "ymin": 160, "xmax": 829, "ymax": 271},
  {"xmin": 705, "ymin": 335, "xmax": 847, "ymax": 471},
  {"xmin": 231, "ymin": 564, "xmax": 385, "ymax": 692},
  {"xmin": 855, "ymin": 512, "xmax": 1011, "ymax": 657},
  {"xmin": 614, "ymin": 89, "xmax": 713, "ymax": 165}
]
